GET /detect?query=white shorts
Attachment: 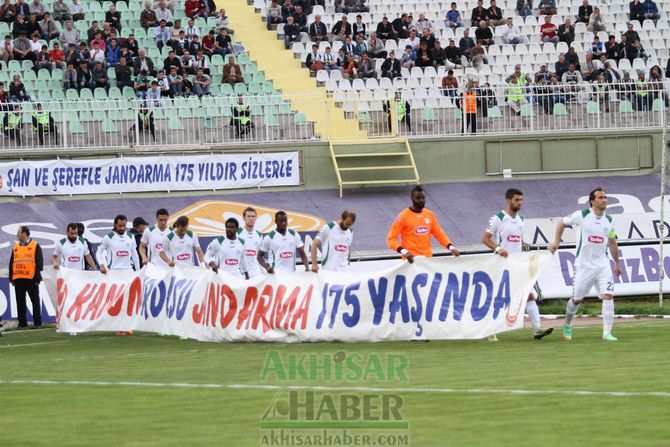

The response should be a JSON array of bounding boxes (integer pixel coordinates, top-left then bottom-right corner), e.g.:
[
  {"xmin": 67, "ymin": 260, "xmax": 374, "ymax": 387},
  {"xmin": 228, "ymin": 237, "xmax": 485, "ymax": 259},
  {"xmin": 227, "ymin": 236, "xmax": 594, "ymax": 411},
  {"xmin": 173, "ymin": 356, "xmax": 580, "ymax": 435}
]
[{"xmin": 572, "ymin": 266, "xmax": 614, "ymax": 300}]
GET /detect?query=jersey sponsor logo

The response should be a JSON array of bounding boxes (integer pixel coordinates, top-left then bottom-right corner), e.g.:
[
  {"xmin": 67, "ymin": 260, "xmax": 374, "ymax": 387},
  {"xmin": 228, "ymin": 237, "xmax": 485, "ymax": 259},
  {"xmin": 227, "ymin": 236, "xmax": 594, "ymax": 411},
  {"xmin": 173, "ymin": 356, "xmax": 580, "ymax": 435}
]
[
  {"xmin": 507, "ymin": 234, "xmax": 522, "ymax": 243},
  {"xmin": 414, "ymin": 226, "xmax": 429, "ymax": 235},
  {"xmin": 116, "ymin": 250, "xmax": 129, "ymax": 257},
  {"xmin": 334, "ymin": 244, "xmax": 348, "ymax": 252},
  {"xmin": 245, "ymin": 249, "xmax": 257, "ymax": 256},
  {"xmin": 67, "ymin": 256, "xmax": 81, "ymax": 263},
  {"xmin": 176, "ymin": 253, "xmax": 192, "ymax": 261},
  {"xmin": 588, "ymin": 235, "xmax": 604, "ymax": 243},
  {"xmin": 279, "ymin": 251, "xmax": 294, "ymax": 259},
  {"xmin": 224, "ymin": 258, "xmax": 239, "ymax": 265}
]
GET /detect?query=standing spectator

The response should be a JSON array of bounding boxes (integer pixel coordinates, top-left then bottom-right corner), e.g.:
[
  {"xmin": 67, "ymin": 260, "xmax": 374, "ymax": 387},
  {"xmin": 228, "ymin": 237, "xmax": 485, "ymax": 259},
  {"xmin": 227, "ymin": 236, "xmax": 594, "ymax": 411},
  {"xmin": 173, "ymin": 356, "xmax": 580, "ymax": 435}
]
[
  {"xmin": 634, "ymin": 70, "xmax": 650, "ymax": 110},
  {"xmin": 31, "ymin": 102, "xmax": 57, "ymax": 145},
  {"xmin": 442, "ymin": 69, "xmax": 459, "ymax": 97},
  {"xmin": 62, "ymin": 61, "xmax": 77, "ymax": 89},
  {"xmin": 381, "ymin": 51, "xmax": 400, "ymax": 78},
  {"xmin": 577, "ymin": 0, "xmax": 593, "ymax": 23},
  {"xmin": 115, "ymin": 56, "xmax": 133, "ymax": 88},
  {"xmin": 557, "ymin": 18, "xmax": 575, "ymax": 46},
  {"xmin": 52, "ymin": 0, "xmax": 71, "ymax": 22},
  {"xmin": 540, "ymin": 15, "xmax": 558, "ymax": 43},
  {"xmin": 587, "ymin": 8, "xmax": 605, "ymax": 32},
  {"xmin": 538, "ymin": 0, "xmax": 556, "ymax": 15},
  {"xmin": 59, "ymin": 20, "xmax": 80, "ymax": 46},
  {"xmin": 445, "ymin": 2, "xmax": 464, "ymax": 28},
  {"xmin": 384, "ymin": 91, "xmax": 411, "ymax": 133},
  {"xmin": 501, "ymin": 17, "xmax": 523, "ymax": 44},
  {"xmin": 505, "ymin": 65, "xmax": 531, "ymax": 114},
  {"xmin": 140, "ymin": 2, "xmax": 158, "ymax": 30},
  {"xmin": 376, "ymin": 16, "xmax": 395, "ymax": 41},
  {"xmin": 131, "ymin": 106, "xmax": 156, "ymax": 141},
  {"xmin": 106, "ymin": 4, "xmax": 122, "ymax": 32},
  {"xmin": 460, "ymin": 82, "xmax": 477, "ymax": 133},
  {"xmin": 146, "ymin": 81, "xmax": 162, "ymax": 107},
  {"xmin": 9, "ymin": 226, "xmax": 43, "ymax": 329},
  {"xmin": 643, "ymin": 0, "xmax": 660, "ymax": 21},
  {"xmin": 487, "ymin": 0, "xmax": 504, "ymax": 26},
  {"xmin": 475, "ymin": 20, "xmax": 493, "ymax": 46},
  {"xmin": 185, "ymin": 0, "xmax": 206, "ymax": 19},
  {"xmin": 0, "ymin": 34, "xmax": 13, "ymax": 61},
  {"xmin": 3, "ymin": 104, "xmax": 23, "ymax": 143},
  {"xmin": 629, "ymin": 0, "xmax": 644, "ymax": 23},
  {"xmin": 516, "ymin": 0, "xmax": 532, "ymax": 16},
  {"xmin": 69, "ymin": 0, "xmax": 84, "ymax": 21},
  {"xmin": 192, "ymin": 67, "xmax": 210, "ymax": 95}
]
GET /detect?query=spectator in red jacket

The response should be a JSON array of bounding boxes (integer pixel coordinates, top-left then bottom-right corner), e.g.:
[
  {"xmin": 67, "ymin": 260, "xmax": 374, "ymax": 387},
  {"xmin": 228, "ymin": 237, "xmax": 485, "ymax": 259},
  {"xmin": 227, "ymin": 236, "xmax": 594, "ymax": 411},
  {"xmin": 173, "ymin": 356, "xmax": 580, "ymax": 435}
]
[{"xmin": 185, "ymin": 0, "xmax": 206, "ymax": 18}]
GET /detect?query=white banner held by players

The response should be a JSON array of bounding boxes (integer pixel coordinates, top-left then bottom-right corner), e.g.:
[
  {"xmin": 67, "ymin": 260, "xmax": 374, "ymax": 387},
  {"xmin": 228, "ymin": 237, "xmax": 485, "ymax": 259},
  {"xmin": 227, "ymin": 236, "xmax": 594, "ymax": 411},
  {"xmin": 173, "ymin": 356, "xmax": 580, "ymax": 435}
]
[
  {"xmin": 54, "ymin": 253, "xmax": 551, "ymax": 342},
  {"xmin": 0, "ymin": 152, "xmax": 299, "ymax": 196}
]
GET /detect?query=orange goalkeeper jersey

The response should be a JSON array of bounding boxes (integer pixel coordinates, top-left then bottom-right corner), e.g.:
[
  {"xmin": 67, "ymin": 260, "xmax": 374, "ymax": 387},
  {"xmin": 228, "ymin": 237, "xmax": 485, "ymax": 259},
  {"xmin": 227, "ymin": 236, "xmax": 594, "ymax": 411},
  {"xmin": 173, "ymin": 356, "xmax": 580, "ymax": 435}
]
[{"xmin": 387, "ymin": 207, "xmax": 453, "ymax": 257}]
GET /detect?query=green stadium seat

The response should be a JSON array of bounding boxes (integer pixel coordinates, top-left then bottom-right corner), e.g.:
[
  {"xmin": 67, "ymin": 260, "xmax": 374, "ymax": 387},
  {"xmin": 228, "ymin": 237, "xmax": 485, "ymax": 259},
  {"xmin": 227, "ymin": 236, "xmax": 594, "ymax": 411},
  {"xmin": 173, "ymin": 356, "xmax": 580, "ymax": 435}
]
[
  {"xmin": 520, "ymin": 103, "xmax": 535, "ymax": 117},
  {"xmin": 487, "ymin": 106, "xmax": 503, "ymax": 118},
  {"xmin": 102, "ymin": 120, "xmax": 118, "ymax": 132},
  {"xmin": 168, "ymin": 116, "xmax": 183, "ymax": 130},
  {"xmin": 652, "ymin": 98, "xmax": 665, "ymax": 112},
  {"xmin": 22, "ymin": 71, "xmax": 37, "ymax": 82},
  {"xmin": 7, "ymin": 60, "xmax": 20, "ymax": 72},
  {"xmin": 234, "ymin": 83, "xmax": 248, "ymax": 94},
  {"xmin": 67, "ymin": 115, "xmax": 86, "ymax": 134},
  {"xmin": 421, "ymin": 107, "xmax": 437, "ymax": 122},
  {"xmin": 123, "ymin": 86, "xmax": 136, "ymax": 98},
  {"xmin": 295, "ymin": 112, "xmax": 309, "ymax": 125},
  {"xmin": 357, "ymin": 111, "xmax": 371, "ymax": 124},
  {"xmin": 94, "ymin": 88, "xmax": 108, "ymax": 99},
  {"xmin": 21, "ymin": 60, "xmax": 34, "ymax": 71},
  {"xmin": 586, "ymin": 101, "xmax": 600, "ymax": 114},
  {"xmin": 220, "ymin": 83, "xmax": 234, "ymax": 96},
  {"xmin": 552, "ymin": 103, "xmax": 568, "ymax": 116},
  {"xmin": 454, "ymin": 108, "xmax": 462, "ymax": 120},
  {"xmin": 79, "ymin": 88, "xmax": 93, "ymax": 100},
  {"xmin": 37, "ymin": 69, "xmax": 50, "ymax": 80},
  {"xmin": 51, "ymin": 68, "xmax": 63, "ymax": 80},
  {"xmin": 51, "ymin": 89, "xmax": 66, "ymax": 101},
  {"xmin": 35, "ymin": 80, "xmax": 48, "ymax": 90},
  {"xmin": 265, "ymin": 113, "xmax": 280, "ymax": 127},
  {"xmin": 619, "ymin": 100, "xmax": 634, "ymax": 113}
]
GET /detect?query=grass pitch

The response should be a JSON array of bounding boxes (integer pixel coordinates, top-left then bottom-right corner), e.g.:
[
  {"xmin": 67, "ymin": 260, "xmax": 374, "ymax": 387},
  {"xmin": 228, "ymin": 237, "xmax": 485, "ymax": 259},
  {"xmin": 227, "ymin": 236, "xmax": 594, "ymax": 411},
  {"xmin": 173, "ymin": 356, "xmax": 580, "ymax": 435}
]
[{"xmin": 1, "ymin": 321, "xmax": 669, "ymax": 447}]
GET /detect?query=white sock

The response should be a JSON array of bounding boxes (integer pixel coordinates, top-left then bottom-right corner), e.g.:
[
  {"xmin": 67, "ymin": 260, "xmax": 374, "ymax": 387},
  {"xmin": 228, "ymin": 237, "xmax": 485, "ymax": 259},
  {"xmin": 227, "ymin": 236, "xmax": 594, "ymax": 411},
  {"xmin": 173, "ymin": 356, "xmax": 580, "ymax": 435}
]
[
  {"xmin": 526, "ymin": 300, "xmax": 541, "ymax": 333},
  {"xmin": 565, "ymin": 298, "xmax": 580, "ymax": 326},
  {"xmin": 602, "ymin": 299, "xmax": 615, "ymax": 333}
]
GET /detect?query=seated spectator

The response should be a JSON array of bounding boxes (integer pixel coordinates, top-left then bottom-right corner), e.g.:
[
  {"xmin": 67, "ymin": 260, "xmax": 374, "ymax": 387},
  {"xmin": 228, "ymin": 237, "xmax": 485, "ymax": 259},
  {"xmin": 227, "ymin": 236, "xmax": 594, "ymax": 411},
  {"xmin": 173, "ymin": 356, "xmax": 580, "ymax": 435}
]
[
  {"xmin": 618, "ymin": 35, "xmax": 632, "ymax": 61},
  {"xmin": 106, "ymin": 5, "xmax": 122, "ymax": 32},
  {"xmin": 592, "ymin": 74, "xmax": 610, "ymax": 111},
  {"xmin": 215, "ymin": 8, "xmax": 229, "ymax": 32},
  {"xmin": 69, "ymin": 0, "xmax": 84, "ymax": 21},
  {"xmin": 291, "ymin": 5, "xmax": 307, "ymax": 33},
  {"xmin": 164, "ymin": 49, "xmax": 181, "ymax": 72},
  {"xmin": 34, "ymin": 44, "xmax": 52, "ymax": 72},
  {"xmin": 170, "ymin": 18, "xmax": 183, "ymax": 41},
  {"xmin": 354, "ymin": 33, "xmax": 368, "ymax": 56},
  {"xmin": 185, "ymin": 19, "xmax": 200, "ymax": 38},
  {"xmin": 222, "ymin": 57, "xmax": 243, "ymax": 84},
  {"xmin": 0, "ymin": 34, "xmax": 13, "ymax": 62},
  {"xmin": 317, "ymin": 46, "xmax": 337, "ymax": 71},
  {"xmin": 118, "ymin": 45, "xmax": 132, "ymax": 65},
  {"xmin": 26, "ymin": 13, "xmax": 41, "ymax": 39},
  {"xmin": 185, "ymin": 0, "xmax": 206, "ymax": 19},
  {"xmin": 557, "ymin": 18, "xmax": 574, "ymax": 46},
  {"xmin": 419, "ymin": 28, "xmax": 435, "ymax": 50},
  {"xmin": 587, "ymin": 8, "xmax": 605, "ymax": 32},
  {"xmin": 134, "ymin": 68, "xmax": 152, "ymax": 98},
  {"xmin": 445, "ymin": 2, "xmax": 464, "ymax": 28},
  {"xmin": 309, "ymin": 15, "xmax": 328, "ymax": 42},
  {"xmin": 201, "ymin": 29, "xmax": 215, "ymax": 55},
  {"xmin": 12, "ymin": 14, "xmax": 30, "ymax": 38},
  {"xmin": 29, "ymin": 0, "xmax": 44, "ymax": 19},
  {"xmin": 63, "ymin": 43, "xmax": 78, "ymax": 66},
  {"xmin": 59, "ymin": 20, "xmax": 80, "ymax": 47},
  {"xmin": 215, "ymin": 28, "xmax": 232, "ymax": 55},
  {"xmin": 604, "ymin": 62, "xmax": 621, "ymax": 83},
  {"xmin": 305, "ymin": 44, "xmax": 320, "ymax": 71},
  {"xmin": 634, "ymin": 70, "xmax": 650, "ymax": 110},
  {"xmin": 605, "ymin": 35, "xmax": 620, "ymax": 60},
  {"xmin": 590, "ymin": 36, "xmax": 604, "ymax": 57},
  {"xmin": 155, "ymin": 0, "xmax": 173, "ymax": 26},
  {"xmin": 415, "ymin": 41, "xmax": 432, "ymax": 68},
  {"xmin": 577, "ymin": 0, "xmax": 592, "ymax": 23},
  {"xmin": 475, "ymin": 20, "xmax": 493, "ymax": 46},
  {"xmin": 534, "ymin": 75, "xmax": 554, "ymax": 114},
  {"xmin": 565, "ymin": 46, "xmax": 580, "ymax": 70},
  {"xmin": 9, "ymin": 74, "xmax": 29, "ymax": 100},
  {"xmin": 505, "ymin": 65, "xmax": 531, "ymax": 114},
  {"xmin": 562, "ymin": 62, "xmax": 582, "ymax": 85},
  {"xmin": 106, "ymin": 38, "xmax": 120, "ymax": 66},
  {"xmin": 280, "ymin": 0, "xmax": 295, "ymax": 23},
  {"xmin": 124, "ymin": 34, "xmax": 139, "ymax": 57},
  {"xmin": 376, "ymin": 16, "xmax": 396, "ymax": 41},
  {"xmin": 76, "ymin": 60, "xmax": 92, "ymax": 90},
  {"xmin": 335, "ymin": 0, "xmax": 354, "ymax": 14},
  {"xmin": 92, "ymin": 61, "xmax": 108, "ymax": 89},
  {"xmin": 167, "ymin": 65, "xmax": 182, "ymax": 96},
  {"xmin": 62, "ymin": 62, "xmax": 77, "ymax": 90},
  {"xmin": 629, "ymin": 0, "xmax": 643, "ymax": 23},
  {"xmin": 352, "ymin": 14, "xmax": 367, "ymax": 38},
  {"xmin": 342, "ymin": 53, "xmax": 358, "ymax": 79},
  {"xmin": 3, "ymin": 103, "xmax": 23, "ymax": 144},
  {"xmin": 487, "ymin": 0, "xmax": 504, "ymax": 26},
  {"xmin": 535, "ymin": 64, "xmax": 553, "ymax": 82},
  {"xmin": 357, "ymin": 52, "xmax": 376, "ymax": 78},
  {"xmin": 188, "ymin": 34, "xmax": 202, "ymax": 56},
  {"xmin": 581, "ymin": 52, "xmax": 596, "ymax": 81},
  {"xmin": 643, "ymin": 0, "xmax": 660, "ymax": 21},
  {"xmin": 630, "ymin": 38, "xmax": 648, "ymax": 61},
  {"xmin": 392, "ymin": 13, "xmax": 410, "ymax": 39},
  {"xmin": 88, "ymin": 40, "xmax": 105, "ymax": 68},
  {"xmin": 155, "ymin": 20, "xmax": 171, "ymax": 49},
  {"xmin": 367, "ymin": 32, "xmax": 386, "ymax": 59},
  {"xmin": 540, "ymin": 15, "xmax": 558, "ymax": 43},
  {"xmin": 538, "ymin": 0, "xmax": 556, "ymax": 15},
  {"xmin": 516, "ymin": 0, "xmax": 532, "ymax": 17},
  {"xmin": 406, "ymin": 30, "xmax": 420, "ymax": 51},
  {"xmin": 90, "ymin": 33, "xmax": 106, "ymax": 51},
  {"xmin": 501, "ymin": 17, "xmax": 523, "ymax": 44},
  {"xmin": 155, "ymin": 70, "xmax": 170, "ymax": 97},
  {"xmin": 624, "ymin": 22, "xmax": 639, "ymax": 43},
  {"xmin": 431, "ymin": 40, "xmax": 446, "ymax": 66},
  {"xmin": 140, "ymin": 2, "xmax": 158, "ymax": 30},
  {"xmin": 86, "ymin": 20, "xmax": 100, "ymax": 42},
  {"xmin": 400, "ymin": 45, "xmax": 415, "ymax": 69},
  {"xmin": 266, "ymin": 0, "xmax": 281, "ymax": 29},
  {"xmin": 593, "ymin": 53, "xmax": 606, "ymax": 77},
  {"xmin": 352, "ymin": 0, "xmax": 368, "ymax": 13},
  {"xmin": 231, "ymin": 95, "xmax": 253, "ymax": 137},
  {"xmin": 49, "ymin": 41, "xmax": 64, "ymax": 69},
  {"xmin": 341, "ymin": 36, "xmax": 355, "ymax": 57},
  {"xmin": 445, "ymin": 39, "xmax": 464, "ymax": 68},
  {"xmin": 415, "ymin": 13, "xmax": 433, "ymax": 36},
  {"xmin": 115, "ymin": 56, "xmax": 133, "ymax": 88},
  {"xmin": 0, "ymin": 0, "xmax": 15, "ymax": 24},
  {"xmin": 459, "ymin": 28, "xmax": 475, "ymax": 57},
  {"xmin": 442, "ymin": 69, "xmax": 458, "ymax": 97},
  {"xmin": 331, "ymin": 15, "xmax": 351, "ymax": 42},
  {"xmin": 470, "ymin": 40, "xmax": 487, "ymax": 68},
  {"xmin": 380, "ymin": 51, "xmax": 400, "ymax": 78},
  {"xmin": 13, "ymin": 33, "xmax": 33, "ymax": 61},
  {"xmin": 52, "ymin": 0, "xmax": 70, "ymax": 22},
  {"xmin": 133, "ymin": 49, "xmax": 156, "ymax": 76},
  {"xmin": 77, "ymin": 42, "xmax": 89, "ymax": 62},
  {"xmin": 471, "ymin": 0, "xmax": 488, "ymax": 25},
  {"xmin": 29, "ymin": 31, "xmax": 42, "ymax": 54}
]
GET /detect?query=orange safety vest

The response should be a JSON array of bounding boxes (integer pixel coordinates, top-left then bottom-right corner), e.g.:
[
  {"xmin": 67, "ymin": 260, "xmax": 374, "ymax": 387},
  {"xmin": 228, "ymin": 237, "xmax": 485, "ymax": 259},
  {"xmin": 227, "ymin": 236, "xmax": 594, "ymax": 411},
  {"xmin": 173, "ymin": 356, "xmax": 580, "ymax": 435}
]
[
  {"xmin": 12, "ymin": 240, "xmax": 37, "ymax": 280},
  {"xmin": 464, "ymin": 92, "xmax": 477, "ymax": 113}
]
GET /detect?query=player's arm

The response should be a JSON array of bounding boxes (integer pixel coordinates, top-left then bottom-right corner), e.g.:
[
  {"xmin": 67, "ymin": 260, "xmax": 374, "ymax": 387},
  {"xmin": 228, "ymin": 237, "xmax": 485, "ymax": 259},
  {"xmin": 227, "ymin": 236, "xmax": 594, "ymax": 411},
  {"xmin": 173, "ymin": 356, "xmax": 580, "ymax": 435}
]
[
  {"xmin": 159, "ymin": 238, "xmax": 175, "ymax": 267},
  {"xmin": 131, "ymin": 242, "xmax": 141, "ymax": 271},
  {"xmin": 204, "ymin": 240, "xmax": 219, "ymax": 272},
  {"xmin": 295, "ymin": 231, "xmax": 309, "ymax": 272},
  {"xmin": 608, "ymin": 231, "xmax": 622, "ymax": 277},
  {"xmin": 432, "ymin": 215, "xmax": 459, "ymax": 256},
  {"xmin": 387, "ymin": 215, "xmax": 415, "ymax": 263},
  {"xmin": 310, "ymin": 237, "xmax": 321, "ymax": 273},
  {"xmin": 97, "ymin": 237, "xmax": 110, "ymax": 274},
  {"xmin": 85, "ymin": 253, "xmax": 97, "ymax": 270},
  {"xmin": 139, "ymin": 229, "xmax": 150, "ymax": 265},
  {"xmin": 192, "ymin": 234, "xmax": 206, "ymax": 266},
  {"xmin": 548, "ymin": 219, "xmax": 565, "ymax": 254},
  {"xmin": 482, "ymin": 216, "xmax": 506, "ymax": 257},
  {"xmin": 239, "ymin": 247, "xmax": 248, "ymax": 279},
  {"xmin": 258, "ymin": 236, "xmax": 273, "ymax": 274},
  {"xmin": 51, "ymin": 253, "xmax": 60, "ymax": 269}
]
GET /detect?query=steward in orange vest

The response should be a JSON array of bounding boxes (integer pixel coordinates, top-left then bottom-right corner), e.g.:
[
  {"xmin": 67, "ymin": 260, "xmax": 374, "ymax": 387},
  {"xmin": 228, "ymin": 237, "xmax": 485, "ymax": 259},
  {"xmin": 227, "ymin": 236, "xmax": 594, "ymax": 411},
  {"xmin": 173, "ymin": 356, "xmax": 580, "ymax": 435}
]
[
  {"xmin": 9, "ymin": 226, "xmax": 44, "ymax": 328},
  {"xmin": 461, "ymin": 84, "xmax": 478, "ymax": 133}
]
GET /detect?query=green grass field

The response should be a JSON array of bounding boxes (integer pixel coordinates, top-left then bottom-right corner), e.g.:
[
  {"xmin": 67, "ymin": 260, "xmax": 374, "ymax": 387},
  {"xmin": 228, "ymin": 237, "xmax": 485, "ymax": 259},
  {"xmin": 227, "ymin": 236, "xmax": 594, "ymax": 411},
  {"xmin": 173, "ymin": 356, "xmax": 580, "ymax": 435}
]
[{"xmin": 1, "ymin": 321, "xmax": 669, "ymax": 447}]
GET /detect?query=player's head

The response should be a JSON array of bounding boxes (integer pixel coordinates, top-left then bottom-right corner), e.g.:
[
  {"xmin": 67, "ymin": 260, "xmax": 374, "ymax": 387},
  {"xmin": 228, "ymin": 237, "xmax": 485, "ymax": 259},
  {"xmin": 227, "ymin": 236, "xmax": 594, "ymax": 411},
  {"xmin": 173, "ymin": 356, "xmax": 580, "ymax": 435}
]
[
  {"xmin": 16, "ymin": 225, "xmax": 30, "ymax": 242},
  {"xmin": 113, "ymin": 215, "xmax": 127, "ymax": 234},
  {"xmin": 243, "ymin": 207, "xmax": 257, "ymax": 228},
  {"xmin": 275, "ymin": 211, "xmax": 288, "ymax": 232},
  {"xmin": 66, "ymin": 222, "xmax": 78, "ymax": 240},
  {"xmin": 174, "ymin": 215, "xmax": 189, "ymax": 236},
  {"xmin": 589, "ymin": 187, "xmax": 607, "ymax": 210},
  {"xmin": 76, "ymin": 222, "xmax": 85, "ymax": 237},
  {"xmin": 156, "ymin": 208, "xmax": 169, "ymax": 230},
  {"xmin": 411, "ymin": 185, "xmax": 426, "ymax": 211},
  {"xmin": 505, "ymin": 188, "xmax": 523, "ymax": 212},
  {"xmin": 225, "ymin": 217, "xmax": 239, "ymax": 239},
  {"xmin": 340, "ymin": 210, "xmax": 356, "ymax": 230}
]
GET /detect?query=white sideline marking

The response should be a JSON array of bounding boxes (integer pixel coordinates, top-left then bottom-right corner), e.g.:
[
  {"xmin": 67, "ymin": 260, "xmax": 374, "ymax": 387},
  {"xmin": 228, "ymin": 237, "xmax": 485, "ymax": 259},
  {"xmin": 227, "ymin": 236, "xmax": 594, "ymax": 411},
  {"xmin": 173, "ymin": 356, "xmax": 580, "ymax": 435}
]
[
  {"xmin": 0, "ymin": 340, "xmax": 70, "ymax": 348},
  {"xmin": 1, "ymin": 379, "xmax": 669, "ymax": 399}
]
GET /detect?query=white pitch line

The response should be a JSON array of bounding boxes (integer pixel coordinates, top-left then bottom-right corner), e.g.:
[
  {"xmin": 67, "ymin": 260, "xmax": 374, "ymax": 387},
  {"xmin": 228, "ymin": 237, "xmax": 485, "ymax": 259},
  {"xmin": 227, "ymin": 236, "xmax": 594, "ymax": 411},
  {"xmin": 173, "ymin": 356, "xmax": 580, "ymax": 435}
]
[
  {"xmin": 0, "ymin": 379, "xmax": 669, "ymax": 399},
  {"xmin": 0, "ymin": 340, "xmax": 70, "ymax": 348}
]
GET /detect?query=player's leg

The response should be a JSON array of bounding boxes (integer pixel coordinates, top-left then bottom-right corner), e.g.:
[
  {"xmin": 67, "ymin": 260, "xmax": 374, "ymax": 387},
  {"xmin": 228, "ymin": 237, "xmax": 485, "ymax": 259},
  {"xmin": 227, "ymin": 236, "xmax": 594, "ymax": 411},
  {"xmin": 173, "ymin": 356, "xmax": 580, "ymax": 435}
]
[
  {"xmin": 563, "ymin": 268, "xmax": 594, "ymax": 340},
  {"xmin": 596, "ymin": 268, "xmax": 617, "ymax": 341},
  {"xmin": 527, "ymin": 289, "xmax": 553, "ymax": 339}
]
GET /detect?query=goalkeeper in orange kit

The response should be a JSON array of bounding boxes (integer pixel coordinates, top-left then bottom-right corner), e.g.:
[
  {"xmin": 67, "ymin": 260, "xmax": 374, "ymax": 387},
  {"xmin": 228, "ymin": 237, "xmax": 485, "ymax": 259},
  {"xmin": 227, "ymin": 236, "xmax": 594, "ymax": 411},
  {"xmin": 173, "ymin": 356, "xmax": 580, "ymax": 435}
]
[{"xmin": 387, "ymin": 185, "xmax": 460, "ymax": 263}]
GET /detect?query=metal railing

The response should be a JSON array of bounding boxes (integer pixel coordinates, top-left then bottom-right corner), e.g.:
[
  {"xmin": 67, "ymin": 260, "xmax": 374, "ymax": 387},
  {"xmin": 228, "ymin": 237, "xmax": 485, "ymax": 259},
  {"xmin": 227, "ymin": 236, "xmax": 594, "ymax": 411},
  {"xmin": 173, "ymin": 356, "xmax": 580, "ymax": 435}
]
[{"xmin": 0, "ymin": 81, "xmax": 667, "ymax": 152}]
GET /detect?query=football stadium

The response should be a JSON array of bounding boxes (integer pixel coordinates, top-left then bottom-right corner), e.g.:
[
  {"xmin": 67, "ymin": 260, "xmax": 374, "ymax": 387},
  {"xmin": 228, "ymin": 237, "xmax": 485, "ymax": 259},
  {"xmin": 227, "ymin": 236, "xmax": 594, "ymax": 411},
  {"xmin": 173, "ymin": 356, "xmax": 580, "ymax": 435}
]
[{"xmin": 1, "ymin": 0, "xmax": 670, "ymax": 445}]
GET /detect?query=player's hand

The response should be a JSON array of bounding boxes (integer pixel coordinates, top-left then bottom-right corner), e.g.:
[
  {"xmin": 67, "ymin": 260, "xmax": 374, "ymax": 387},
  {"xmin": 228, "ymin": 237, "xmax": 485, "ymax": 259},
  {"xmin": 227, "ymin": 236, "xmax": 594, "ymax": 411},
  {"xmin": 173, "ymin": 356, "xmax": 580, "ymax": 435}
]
[
  {"xmin": 498, "ymin": 248, "xmax": 509, "ymax": 257},
  {"xmin": 547, "ymin": 243, "xmax": 558, "ymax": 254},
  {"xmin": 209, "ymin": 262, "xmax": 218, "ymax": 273},
  {"xmin": 614, "ymin": 264, "xmax": 622, "ymax": 277},
  {"xmin": 406, "ymin": 253, "xmax": 415, "ymax": 264},
  {"xmin": 265, "ymin": 265, "xmax": 274, "ymax": 274},
  {"xmin": 168, "ymin": 261, "xmax": 175, "ymax": 267},
  {"xmin": 450, "ymin": 247, "xmax": 460, "ymax": 257},
  {"xmin": 142, "ymin": 258, "xmax": 148, "ymax": 266},
  {"xmin": 52, "ymin": 264, "xmax": 60, "ymax": 270},
  {"xmin": 100, "ymin": 265, "xmax": 107, "ymax": 274},
  {"xmin": 311, "ymin": 264, "xmax": 319, "ymax": 273}
]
